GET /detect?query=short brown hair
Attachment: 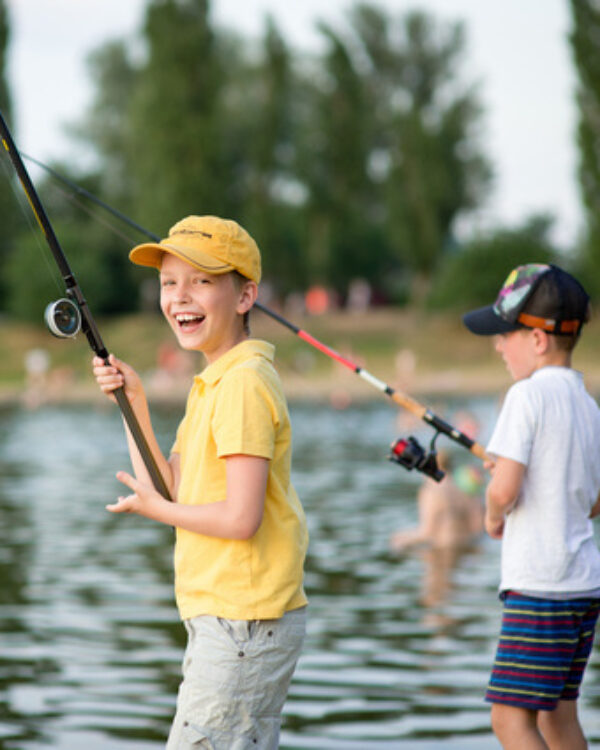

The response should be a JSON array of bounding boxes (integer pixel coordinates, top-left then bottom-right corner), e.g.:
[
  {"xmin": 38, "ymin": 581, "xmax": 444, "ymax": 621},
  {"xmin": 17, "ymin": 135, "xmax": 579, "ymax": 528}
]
[{"xmin": 232, "ymin": 271, "xmax": 251, "ymax": 336}]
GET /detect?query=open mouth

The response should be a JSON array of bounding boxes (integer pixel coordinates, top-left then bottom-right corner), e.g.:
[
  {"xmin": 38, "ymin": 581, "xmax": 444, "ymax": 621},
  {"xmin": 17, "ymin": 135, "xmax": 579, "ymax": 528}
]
[{"xmin": 175, "ymin": 312, "xmax": 205, "ymax": 329}]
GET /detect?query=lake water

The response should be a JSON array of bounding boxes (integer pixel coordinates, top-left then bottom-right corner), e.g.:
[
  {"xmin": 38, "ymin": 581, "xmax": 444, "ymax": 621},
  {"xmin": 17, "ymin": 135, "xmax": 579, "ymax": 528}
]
[{"xmin": 1, "ymin": 397, "xmax": 599, "ymax": 749}]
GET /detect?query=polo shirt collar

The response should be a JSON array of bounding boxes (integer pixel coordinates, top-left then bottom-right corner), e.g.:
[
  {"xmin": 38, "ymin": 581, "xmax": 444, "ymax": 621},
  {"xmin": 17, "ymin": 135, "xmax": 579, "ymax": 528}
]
[{"xmin": 196, "ymin": 339, "xmax": 275, "ymax": 386}]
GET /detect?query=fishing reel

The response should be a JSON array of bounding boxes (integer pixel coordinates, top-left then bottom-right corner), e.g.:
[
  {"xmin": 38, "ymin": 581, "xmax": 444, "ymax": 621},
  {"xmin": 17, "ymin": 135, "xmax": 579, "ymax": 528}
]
[
  {"xmin": 44, "ymin": 298, "xmax": 82, "ymax": 338},
  {"xmin": 389, "ymin": 432, "xmax": 445, "ymax": 482}
]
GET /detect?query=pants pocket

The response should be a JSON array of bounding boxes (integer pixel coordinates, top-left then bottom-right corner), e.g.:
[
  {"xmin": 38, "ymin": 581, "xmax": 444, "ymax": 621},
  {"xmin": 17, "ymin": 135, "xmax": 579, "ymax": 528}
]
[
  {"xmin": 181, "ymin": 720, "xmax": 216, "ymax": 748},
  {"xmin": 216, "ymin": 616, "xmax": 253, "ymax": 648}
]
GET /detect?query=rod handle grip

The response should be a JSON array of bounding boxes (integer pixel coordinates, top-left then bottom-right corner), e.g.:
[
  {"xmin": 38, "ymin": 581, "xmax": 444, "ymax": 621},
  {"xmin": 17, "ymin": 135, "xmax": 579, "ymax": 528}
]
[{"xmin": 113, "ymin": 386, "xmax": 173, "ymax": 501}]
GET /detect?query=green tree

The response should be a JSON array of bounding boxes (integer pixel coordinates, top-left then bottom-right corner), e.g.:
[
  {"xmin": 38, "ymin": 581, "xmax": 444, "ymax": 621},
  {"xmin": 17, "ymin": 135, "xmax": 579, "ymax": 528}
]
[
  {"xmin": 0, "ymin": 0, "xmax": 10, "ymax": 123},
  {"xmin": 15, "ymin": 35, "xmax": 145, "ymax": 320},
  {"xmin": 4, "ymin": 172, "xmax": 140, "ymax": 322},
  {"xmin": 0, "ymin": 0, "xmax": 17, "ymax": 310},
  {"xmin": 231, "ymin": 17, "xmax": 307, "ymax": 293},
  {"xmin": 295, "ymin": 19, "xmax": 387, "ymax": 293},
  {"xmin": 428, "ymin": 215, "xmax": 560, "ymax": 310},
  {"xmin": 350, "ymin": 5, "xmax": 492, "ymax": 290},
  {"xmin": 71, "ymin": 40, "xmax": 139, "ymax": 217},
  {"xmin": 569, "ymin": 0, "xmax": 600, "ymax": 297},
  {"xmin": 48, "ymin": 0, "xmax": 495, "ymax": 309},
  {"xmin": 127, "ymin": 0, "xmax": 234, "ymax": 232},
  {"xmin": 79, "ymin": 3, "xmax": 308, "ymax": 297}
]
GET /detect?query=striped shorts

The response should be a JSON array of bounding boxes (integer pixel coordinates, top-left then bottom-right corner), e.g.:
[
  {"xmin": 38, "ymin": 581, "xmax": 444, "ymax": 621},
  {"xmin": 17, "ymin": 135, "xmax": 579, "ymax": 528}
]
[{"xmin": 485, "ymin": 591, "xmax": 600, "ymax": 711}]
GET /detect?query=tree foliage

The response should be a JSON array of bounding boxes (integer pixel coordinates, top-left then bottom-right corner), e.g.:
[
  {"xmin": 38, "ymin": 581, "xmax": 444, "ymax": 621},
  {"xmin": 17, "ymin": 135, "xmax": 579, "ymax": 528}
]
[
  {"xmin": 61, "ymin": 0, "xmax": 492, "ymax": 306},
  {"xmin": 569, "ymin": 0, "xmax": 600, "ymax": 296},
  {"xmin": 4, "ymin": 174, "xmax": 140, "ymax": 322},
  {"xmin": 428, "ymin": 215, "xmax": 560, "ymax": 310},
  {"xmin": 349, "ymin": 7, "xmax": 492, "ymax": 280},
  {"xmin": 0, "ymin": 0, "xmax": 17, "ymax": 308},
  {"xmin": 4, "ymin": 1, "xmax": 503, "ymax": 319}
]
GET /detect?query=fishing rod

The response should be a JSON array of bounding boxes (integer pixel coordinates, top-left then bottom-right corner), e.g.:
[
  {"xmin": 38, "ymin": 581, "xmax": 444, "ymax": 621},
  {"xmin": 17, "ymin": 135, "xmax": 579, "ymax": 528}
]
[
  {"xmin": 21, "ymin": 152, "xmax": 490, "ymax": 480},
  {"xmin": 0, "ymin": 112, "xmax": 173, "ymax": 500}
]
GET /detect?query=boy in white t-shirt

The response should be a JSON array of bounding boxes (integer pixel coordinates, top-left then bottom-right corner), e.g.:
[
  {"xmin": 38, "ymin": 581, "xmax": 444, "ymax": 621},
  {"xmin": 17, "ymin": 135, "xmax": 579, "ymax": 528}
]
[{"xmin": 463, "ymin": 264, "xmax": 600, "ymax": 750}]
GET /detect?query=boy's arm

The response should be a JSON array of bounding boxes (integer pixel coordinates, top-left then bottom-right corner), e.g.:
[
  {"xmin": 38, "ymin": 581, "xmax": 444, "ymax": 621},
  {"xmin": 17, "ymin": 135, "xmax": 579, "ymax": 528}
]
[
  {"xmin": 107, "ymin": 454, "xmax": 268, "ymax": 540},
  {"xmin": 93, "ymin": 354, "xmax": 176, "ymax": 497},
  {"xmin": 485, "ymin": 456, "xmax": 525, "ymax": 539}
]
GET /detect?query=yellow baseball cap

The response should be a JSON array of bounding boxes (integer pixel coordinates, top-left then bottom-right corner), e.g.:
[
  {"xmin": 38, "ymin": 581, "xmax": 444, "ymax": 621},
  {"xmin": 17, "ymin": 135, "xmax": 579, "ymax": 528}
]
[{"xmin": 129, "ymin": 215, "xmax": 262, "ymax": 283}]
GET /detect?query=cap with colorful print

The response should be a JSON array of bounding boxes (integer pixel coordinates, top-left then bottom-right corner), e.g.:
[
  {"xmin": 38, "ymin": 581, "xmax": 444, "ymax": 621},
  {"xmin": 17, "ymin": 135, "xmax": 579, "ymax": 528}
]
[{"xmin": 462, "ymin": 263, "xmax": 589, "ymax": 336}]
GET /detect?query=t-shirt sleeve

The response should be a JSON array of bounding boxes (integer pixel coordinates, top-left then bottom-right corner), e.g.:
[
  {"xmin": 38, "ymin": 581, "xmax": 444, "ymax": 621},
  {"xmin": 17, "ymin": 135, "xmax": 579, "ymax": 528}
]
[
  {"xmin": 211, "ymin": 367, "xmax": 278, "ymax": 459},
  {"xmin": 486, "ymin": 382, "xmax": 535, "ymax": 466}
]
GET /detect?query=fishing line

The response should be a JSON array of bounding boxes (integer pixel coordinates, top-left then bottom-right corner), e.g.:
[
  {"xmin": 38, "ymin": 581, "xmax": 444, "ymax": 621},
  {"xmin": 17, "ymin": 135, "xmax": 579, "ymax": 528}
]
[
  {"xmin": 0, "ymin": 112, "xmax": 173, "ymax": 500},
  {"xmin": 47, "ymin": 180, "xmax": 143, "ymax": 247},
  {"xmin": 21, "ymin": 152, "xmax": 156, "ymax": 241},
  {"xmin": 0, "ymin": 150, "xmax": 64, "ymax": 296},
  {"xmin": 22, "ymin": 152, "xmax": 490, "ymax": 472}
]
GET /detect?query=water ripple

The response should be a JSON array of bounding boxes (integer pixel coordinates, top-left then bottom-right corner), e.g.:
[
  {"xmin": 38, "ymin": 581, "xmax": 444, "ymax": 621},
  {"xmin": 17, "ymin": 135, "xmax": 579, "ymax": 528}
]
[{"xmin": 0, "ymin": 401, "xmax": 598, "ymax": 748}]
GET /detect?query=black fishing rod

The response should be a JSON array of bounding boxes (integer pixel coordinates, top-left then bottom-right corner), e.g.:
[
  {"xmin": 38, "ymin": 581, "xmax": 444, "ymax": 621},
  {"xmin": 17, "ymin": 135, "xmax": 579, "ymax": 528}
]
[
  {"xmin": 0, "ymin": 112, "xmax": 172, "ymax": 500},
  {"xmin": 22, "ymin": 151, "xmax": 490, "ymax": 479}
]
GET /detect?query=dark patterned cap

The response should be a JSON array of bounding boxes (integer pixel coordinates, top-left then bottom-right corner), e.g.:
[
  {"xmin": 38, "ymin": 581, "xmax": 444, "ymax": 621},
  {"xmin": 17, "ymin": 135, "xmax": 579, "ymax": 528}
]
[{"xmin": 463, "ymin": 264, "xmax": 589, "ymax": 336}]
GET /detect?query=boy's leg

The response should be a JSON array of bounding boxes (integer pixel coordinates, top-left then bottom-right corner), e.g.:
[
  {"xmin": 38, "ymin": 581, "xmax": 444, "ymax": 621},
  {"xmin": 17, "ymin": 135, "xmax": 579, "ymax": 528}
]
[
  {"xmin": 490, "ymin": 704, "xmax": 548, "ymax": 750},
  {"xmin": 485, "ymin": 593, "xmax": 600, "ymax": 750},
  {"xmin": 537, "ymin": 597, "xmax": 600, "ymax": 750},
  {"xmin": 537, "ymin": 700, "xmax": 587, "ymax": 750},
  {"xmin": 167, "ymin": 607, "xmax": 306, "ymax": 750}
]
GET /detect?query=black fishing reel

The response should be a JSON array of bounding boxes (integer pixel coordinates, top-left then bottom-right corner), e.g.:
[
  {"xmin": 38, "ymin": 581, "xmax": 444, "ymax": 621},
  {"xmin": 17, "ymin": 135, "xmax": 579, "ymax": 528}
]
[
  {"xmin": 44, "ymin": 298, "xmax": 82, "ymax": 338},
  {"xmin": 389, "ymin": 432, "xmax": 445, "ymax": 482}
]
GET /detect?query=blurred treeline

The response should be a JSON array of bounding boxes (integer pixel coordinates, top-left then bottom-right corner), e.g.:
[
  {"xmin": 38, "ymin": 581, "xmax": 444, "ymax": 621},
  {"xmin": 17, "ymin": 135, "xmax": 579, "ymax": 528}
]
[{"xmin": 0, "ymin": 0, "xmax": 599, "ymax": 323}]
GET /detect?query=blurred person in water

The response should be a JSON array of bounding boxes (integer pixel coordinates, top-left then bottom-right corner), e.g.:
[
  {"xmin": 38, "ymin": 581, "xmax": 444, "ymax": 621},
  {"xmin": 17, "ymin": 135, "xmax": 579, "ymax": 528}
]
[
  {"xmin": 390, "ymin": 450, "xmax": 484, "ymax": 553},
  {"xmin": 390, "ymin": 450, "xmax": 484, "ymax": 619}
]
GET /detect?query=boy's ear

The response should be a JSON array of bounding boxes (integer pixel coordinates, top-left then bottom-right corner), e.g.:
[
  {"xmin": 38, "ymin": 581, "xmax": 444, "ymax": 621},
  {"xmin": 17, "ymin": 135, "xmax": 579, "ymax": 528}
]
[
  {"xmin": 236, "ymin": 280, "xmax": 258, "ymax": 314},
  {"xmin": 531, "ymin": 327, "xmax": 550, "ymax": 353}
]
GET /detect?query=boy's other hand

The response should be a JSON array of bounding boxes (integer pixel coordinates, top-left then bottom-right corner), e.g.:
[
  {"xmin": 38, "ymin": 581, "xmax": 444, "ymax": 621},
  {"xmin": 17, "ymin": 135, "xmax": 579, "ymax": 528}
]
[{"xmin": 107, "ymin": 470, "xmax": 160, "ymax": 516}]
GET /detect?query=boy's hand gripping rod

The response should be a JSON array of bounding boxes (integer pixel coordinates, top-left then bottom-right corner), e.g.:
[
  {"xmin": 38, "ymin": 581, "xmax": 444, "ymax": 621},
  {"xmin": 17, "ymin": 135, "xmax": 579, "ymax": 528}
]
[
  {"xmin": 20, "ymin": 151, "xmax": 489, "ymax": 463},
  {"xmin": 0, "ymin": 111, "xmax": 173, "ymax": 500}
]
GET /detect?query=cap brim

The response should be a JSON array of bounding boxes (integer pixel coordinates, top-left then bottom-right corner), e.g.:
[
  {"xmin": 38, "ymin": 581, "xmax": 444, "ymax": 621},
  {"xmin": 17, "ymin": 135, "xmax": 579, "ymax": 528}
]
[
  {"xmin": 462, "ymin": 305, "xmax": 518, "ymax": 335},
  {"xmin": 129, "ymin": 241, "xmax": 233, "ymax": 275}
]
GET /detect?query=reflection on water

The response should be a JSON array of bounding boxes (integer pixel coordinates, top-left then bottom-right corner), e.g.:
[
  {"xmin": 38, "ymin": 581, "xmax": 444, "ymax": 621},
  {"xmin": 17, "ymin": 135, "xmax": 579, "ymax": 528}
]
[{"xmin": 0, "ymin": 399, "xmax": 599, "ymax": 749}]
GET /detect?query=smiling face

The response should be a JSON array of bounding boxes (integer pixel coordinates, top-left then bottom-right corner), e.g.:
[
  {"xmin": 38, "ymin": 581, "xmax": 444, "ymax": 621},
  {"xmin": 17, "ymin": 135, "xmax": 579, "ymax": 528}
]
[{"xmin": 159, "ymin": 253, "xmax": 256, "ymax": 362}]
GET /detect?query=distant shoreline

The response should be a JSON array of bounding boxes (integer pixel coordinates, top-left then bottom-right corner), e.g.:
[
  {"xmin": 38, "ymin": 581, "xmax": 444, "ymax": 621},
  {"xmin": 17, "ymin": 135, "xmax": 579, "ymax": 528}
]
[{"xmin": 3, "ymin": 308, "xmax": 600, "ymax": 409}]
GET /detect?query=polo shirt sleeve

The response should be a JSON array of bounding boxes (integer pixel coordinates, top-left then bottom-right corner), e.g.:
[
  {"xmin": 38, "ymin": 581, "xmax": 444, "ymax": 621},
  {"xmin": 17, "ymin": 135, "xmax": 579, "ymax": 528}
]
[
  {"xmin": 486, "ymin": 381, "xmax": 535, "ymax": 466},
  {"xmin": 211, "ymin": 366, "xmax": 278, "ymax": 459}
]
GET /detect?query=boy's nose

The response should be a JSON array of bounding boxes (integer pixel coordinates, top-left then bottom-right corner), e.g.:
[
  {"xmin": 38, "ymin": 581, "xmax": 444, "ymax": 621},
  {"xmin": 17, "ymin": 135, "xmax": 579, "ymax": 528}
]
[{"xmin": 174, "ymin": 285, "xmax": 192, "ymax": 302}]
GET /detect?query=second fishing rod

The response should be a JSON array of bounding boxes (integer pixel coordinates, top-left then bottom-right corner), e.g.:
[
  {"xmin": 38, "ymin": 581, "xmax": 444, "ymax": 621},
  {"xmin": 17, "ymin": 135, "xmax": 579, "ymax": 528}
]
[{"xmin": 22, "ymin": 152, "xmax": 489, "ymax": 477}]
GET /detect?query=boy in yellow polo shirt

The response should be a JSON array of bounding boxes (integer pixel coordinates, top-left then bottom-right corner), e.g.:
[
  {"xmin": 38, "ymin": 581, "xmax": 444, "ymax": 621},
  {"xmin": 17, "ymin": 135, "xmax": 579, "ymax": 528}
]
[{"xmin": 92, "ymin": 215, "xmax": 308, "ymax": 749}]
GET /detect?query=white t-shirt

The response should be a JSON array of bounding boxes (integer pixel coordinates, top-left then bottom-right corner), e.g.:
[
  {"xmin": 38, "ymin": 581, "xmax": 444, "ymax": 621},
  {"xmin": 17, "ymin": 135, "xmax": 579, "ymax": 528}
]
[{"xmin": 487, "ymin": 366, "xmax": 600, "ymax": 595}]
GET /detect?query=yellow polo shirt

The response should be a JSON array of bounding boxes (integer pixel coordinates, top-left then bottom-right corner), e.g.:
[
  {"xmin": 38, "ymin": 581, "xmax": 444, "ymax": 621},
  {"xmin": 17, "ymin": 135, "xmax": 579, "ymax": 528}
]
[{"xmin": 171, "ymin": 339, "xmax": 308, "ymax": 621}]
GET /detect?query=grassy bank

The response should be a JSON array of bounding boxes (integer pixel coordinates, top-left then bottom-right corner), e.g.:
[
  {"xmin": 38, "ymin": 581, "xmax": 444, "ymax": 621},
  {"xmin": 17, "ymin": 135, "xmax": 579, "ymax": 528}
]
[{"xmin": 3, "ymin": 307, "xmax": 600, "ymax": 404}]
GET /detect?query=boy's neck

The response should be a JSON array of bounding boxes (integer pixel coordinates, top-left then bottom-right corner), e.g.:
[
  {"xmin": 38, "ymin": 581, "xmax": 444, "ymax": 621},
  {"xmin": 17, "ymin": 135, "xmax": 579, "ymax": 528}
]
[
  {"xmin": 203, "ymin": 331, "xmax": 250, "ymax": 365},
  {"xmin": 533, "ymin": 350, "xmax": 572, "ymax": 372}
]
